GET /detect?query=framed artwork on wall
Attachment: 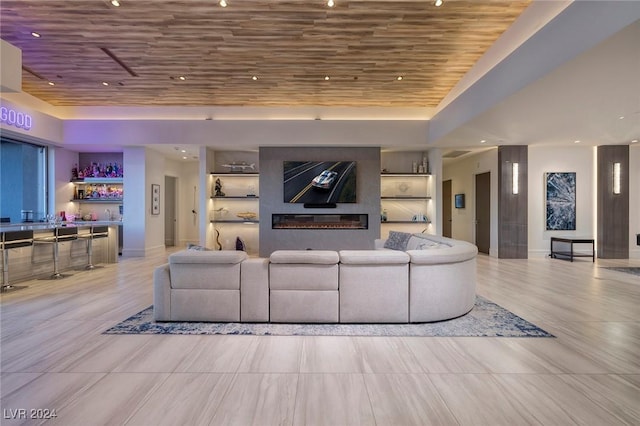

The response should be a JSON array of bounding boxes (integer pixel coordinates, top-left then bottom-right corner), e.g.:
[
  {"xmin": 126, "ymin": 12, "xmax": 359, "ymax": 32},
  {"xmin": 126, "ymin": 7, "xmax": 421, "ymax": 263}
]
[
  {"xmin": 455, "ymin": 193, "xmax": 465, "ymax": 209},
  {"xmin": 151, "ymin": 184, "xmax": 160, "ymax": 215},
  {"xmin": 545, "ymin": 172, "xmax": 576, "ymax": 230}
]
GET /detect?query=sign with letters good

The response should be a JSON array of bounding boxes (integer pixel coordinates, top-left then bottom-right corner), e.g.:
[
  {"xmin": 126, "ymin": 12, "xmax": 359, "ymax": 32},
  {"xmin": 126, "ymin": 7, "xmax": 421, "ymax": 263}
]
[{"xmin": 0, "ymin": 106, "xmax": 32, "ymax": 130}]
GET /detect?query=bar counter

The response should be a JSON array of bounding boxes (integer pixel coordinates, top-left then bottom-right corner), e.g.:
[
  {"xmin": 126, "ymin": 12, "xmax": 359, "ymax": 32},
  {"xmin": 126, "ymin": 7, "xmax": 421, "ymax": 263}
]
[{"xmin": 1, "ymin": 221, "xmax": 121, "ymax": 285}]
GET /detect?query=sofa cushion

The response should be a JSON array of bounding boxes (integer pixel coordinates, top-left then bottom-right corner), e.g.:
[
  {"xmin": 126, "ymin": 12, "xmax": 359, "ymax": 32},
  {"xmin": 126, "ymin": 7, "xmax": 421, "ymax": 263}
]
[
  {"xmin": 339, "ymin": 250, "xmax": 409, "ymax": 265},
  {"xmin": 270, "ymin": 250, "xmax": 339, "ymax": 264},
  {"xmin": 408, "ymin": 242, "xmax": 478, "ymax": 265},
  {"xmin": 383, "ymin": 231, "xmax": 412, "ymax": 250},
  {"xmin": 169, "ymin": 250, "xmax": 247, "ymax": 264},
  {"xmin": 406, "ymin": 233, "xmax": 452, "ymax": 250}
]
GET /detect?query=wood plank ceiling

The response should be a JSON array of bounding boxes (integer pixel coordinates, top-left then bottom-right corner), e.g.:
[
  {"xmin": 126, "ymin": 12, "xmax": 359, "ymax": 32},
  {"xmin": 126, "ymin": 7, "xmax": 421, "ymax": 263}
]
[{"xmin": 0, "ymin": 0, "xmax": 531, "ymax": 107}]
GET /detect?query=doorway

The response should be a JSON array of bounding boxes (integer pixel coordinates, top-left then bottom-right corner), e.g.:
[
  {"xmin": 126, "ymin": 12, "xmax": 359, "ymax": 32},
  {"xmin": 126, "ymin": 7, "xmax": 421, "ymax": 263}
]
[
  {"xmin": 475, "ymin": 172, "xmax": 491, "ymax": 254},
  {"xmin": 164, "ymin": 176, "xmax": 177, "ymax": 247},
  {"xmin": 443, "ymin": 179, "xmax": 452, "ymax": 238}
]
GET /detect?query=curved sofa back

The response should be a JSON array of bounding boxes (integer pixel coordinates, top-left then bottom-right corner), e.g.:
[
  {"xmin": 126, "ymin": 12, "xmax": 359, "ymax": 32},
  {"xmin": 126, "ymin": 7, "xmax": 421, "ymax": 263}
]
[{"xmin": 376, "ymin": 234, "xmax": 478, "ymax": 265}]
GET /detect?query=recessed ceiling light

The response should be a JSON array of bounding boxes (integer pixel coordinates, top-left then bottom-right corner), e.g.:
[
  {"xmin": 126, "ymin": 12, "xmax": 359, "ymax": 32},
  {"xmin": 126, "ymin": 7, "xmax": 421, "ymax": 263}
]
[
  {"xmin": 574, "ymin": 140, "xmax": 581, "ymax": 144},
  {"xmin": 619, "ymin": 116, "xmax": 625, "ymax": 120},
  {"xmin": 31, "ymin": 32, "xmax": 41, "ymax": 38},
  {"xmin": 632, "ymin": 139, "xmax": 638, "ymax": 144},
  {"xmin": 102, "ymin": 82, "xmax": 109, "ymax": 86},
  {"xmin": 48, "ymin": 81, "xmax": 55, "ymax": 86},
  {"xmin": 178, "ymin": 76, "xmax": 186, "ymax": 81},
  {"xmin": 327, "ymin": 0, "xmax": 335, "ymax": 7},
  {"xmin": 324, "ymin": 76, "xmax": 330, "ymax": 80},
  {"xmin": 480, "ymin": 140, "xmax": 486, "ymax": 144},
  {"xmin": 181, "ymin": 149, "xmax": 186, "ymax": 153},
  {"xmin": 219, "ymin": 0, "xmax": 227, "ymax": 7},
  {"xmin": 182, "ymin": 156, "xmax": 188, "ymax": 160},
  {"xmin": 111, "ymin": 0, "xmax": 120, "ymax": 6},
  {"xmin": 396, "ymin": 76, "xmax": 403, "ymax": 81},
  {"xmin": 252, "ymin": 76, "xmax": 258, "ymax": 81},
  {"xmin": 434, "ymin": 0, "xmax": 443, "ymax": 6}
]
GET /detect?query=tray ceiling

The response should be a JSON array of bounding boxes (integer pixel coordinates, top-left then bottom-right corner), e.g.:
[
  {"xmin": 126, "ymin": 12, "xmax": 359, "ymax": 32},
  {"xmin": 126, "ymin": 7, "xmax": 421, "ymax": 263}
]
[{"xmin": 0, "ymin": 0, "xmax": 531, "ymax": 107}]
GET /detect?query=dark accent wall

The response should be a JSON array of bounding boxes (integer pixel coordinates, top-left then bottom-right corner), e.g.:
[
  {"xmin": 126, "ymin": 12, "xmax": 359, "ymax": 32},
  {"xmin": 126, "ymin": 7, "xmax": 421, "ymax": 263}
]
[
  {"xmin": 498, "ymin": 146, "xmax": 528, "ymax": 258},
  {"xmin": 259, "ymin": 147, "xmax": 380, "ymax": 257},
  {"xmin": 597, "ymin": 145, "xmax": 629, "ymax": 258}
]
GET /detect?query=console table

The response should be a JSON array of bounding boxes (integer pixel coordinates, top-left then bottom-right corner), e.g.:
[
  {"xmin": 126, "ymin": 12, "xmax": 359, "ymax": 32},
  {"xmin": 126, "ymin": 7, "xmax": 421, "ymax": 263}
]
[{"xmin": 550, "ymin": 237, "xmax": 595, "ymax": 262}]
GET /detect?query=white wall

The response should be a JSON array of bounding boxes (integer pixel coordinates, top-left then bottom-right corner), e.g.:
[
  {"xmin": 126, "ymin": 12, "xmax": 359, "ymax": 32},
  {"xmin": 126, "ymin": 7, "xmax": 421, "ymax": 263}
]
[
  {"xmin": 528, "ymin": 145, "xmax": 595, "ymax": 258},
  {"xmin": 63, "ymin": 119, "xmax": 429, "ymax": 150},
  {"xmin": 52, "ymin": 147, "xmax": 78, "ymax": 220},
  {"xmin": 145, "ymin": 148, "xmax": 166, "ymax": 254},
  {"xmin": 442, "ymin": 148, "xmax": 499, "ymax": 256},
  {"xmin": 630, "ymin": 144, "xmax": 640, "ymax": 259},
  {"xmin": 164, "ymin": 158, "xmax": 200, "ymax": 247},
  {"xmin": 121, "ymin": 147, "xmax": 146, "ymax": 257}
]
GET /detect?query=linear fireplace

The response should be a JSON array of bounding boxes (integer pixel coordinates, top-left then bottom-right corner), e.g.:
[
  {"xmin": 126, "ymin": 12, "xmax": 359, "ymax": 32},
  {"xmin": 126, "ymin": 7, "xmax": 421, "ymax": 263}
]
[{"xmin": 272, "ymin": 214, "xmax": 368, "ymax": 230}]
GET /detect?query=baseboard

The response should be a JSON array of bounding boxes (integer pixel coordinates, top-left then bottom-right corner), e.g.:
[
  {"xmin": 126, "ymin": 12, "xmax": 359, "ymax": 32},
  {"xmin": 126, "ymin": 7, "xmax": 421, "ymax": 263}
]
[{"xmin": 528, "ymin": 249, "xmax": 551, "ymax": 259}]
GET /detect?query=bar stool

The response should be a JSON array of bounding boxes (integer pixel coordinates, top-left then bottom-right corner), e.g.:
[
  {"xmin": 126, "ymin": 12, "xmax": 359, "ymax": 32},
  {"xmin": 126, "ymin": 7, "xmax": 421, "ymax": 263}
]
[
  {"xmin": 1, "ymin": 230, "xmax": 34, "ymax": 292},
  {"xmin": 78, "ymin": 225, "xmax": 109, "ymax": 269},
  {"xmin": 33, "ymin": 227, "xmax": 78, "ymax": 279}
]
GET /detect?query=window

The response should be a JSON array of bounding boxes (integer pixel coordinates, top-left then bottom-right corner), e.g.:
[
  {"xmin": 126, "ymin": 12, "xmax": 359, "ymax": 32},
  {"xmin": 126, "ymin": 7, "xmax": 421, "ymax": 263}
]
[{"xmin": 0, "ymin": 138, "xmax": 48, "ymax": 223}]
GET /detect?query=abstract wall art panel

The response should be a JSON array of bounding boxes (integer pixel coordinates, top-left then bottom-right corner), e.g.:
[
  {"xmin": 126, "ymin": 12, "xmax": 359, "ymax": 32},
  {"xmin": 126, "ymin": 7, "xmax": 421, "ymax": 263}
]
[{"xmin": 545, "ymin": 172, "xmax": 576, "ymax": 230}]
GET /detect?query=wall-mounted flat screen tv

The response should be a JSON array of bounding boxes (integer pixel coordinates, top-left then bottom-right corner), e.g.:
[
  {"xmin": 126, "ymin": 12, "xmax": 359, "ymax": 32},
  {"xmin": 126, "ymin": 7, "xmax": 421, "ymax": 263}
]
[{"xmin": 284, "ymin": 161, "xmax": 357, "ymax": 203}]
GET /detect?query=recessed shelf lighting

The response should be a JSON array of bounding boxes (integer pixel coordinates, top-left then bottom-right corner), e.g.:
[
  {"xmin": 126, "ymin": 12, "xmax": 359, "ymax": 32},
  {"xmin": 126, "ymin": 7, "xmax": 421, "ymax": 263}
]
[
  {"xmin": 31, "ymin": 32, "xmax": 41, "ymax": 38},
  {"xmin": 102, "ymin": 82, "xmax": 109, "ymax": 86},
  {"xmin": 111, "ymin": 0, "xmax": 120, "ymax": 6},
  {"xmin": 324, "ymin": 76, "xmax": 330, "ymax": 80},
  {"xmin": 219, "ymin": 0, "xmax": 227, "ymax": 7}
]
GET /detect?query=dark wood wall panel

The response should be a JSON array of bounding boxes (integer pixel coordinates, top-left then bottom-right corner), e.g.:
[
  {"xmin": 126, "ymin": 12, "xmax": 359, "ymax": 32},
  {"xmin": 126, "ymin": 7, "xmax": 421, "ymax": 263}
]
[
  {"xmin": 498, "ymin": 146, "xmax": 528, "ymax": 258},
  {"xmin": 597, "ymin": 145, "xmax": 629, "ymax": 258}
]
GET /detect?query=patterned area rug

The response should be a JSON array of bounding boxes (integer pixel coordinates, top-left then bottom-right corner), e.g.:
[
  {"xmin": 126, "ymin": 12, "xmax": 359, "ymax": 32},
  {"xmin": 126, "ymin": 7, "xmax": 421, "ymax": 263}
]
[
  {"xmin": 104, "ymin": 296, "xmax": 553, "ymax": 337},
  {"xmin": 602, "ymin": 267, "xmax": 640, "ymax": 277}
]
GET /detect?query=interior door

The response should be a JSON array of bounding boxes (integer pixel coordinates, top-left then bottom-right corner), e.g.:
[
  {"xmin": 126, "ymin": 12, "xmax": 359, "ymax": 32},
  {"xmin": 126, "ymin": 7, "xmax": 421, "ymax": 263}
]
[
  {"xmin": 164, "ymin": 176, "xmax": 177, "ymax": 247},
  {"xmin": 443, "ymin": 179, "xmax": 452, "ymax": 238},
  {"xmin": 475, "ymin": 172, "xmax": 490, "ymax": 254}
]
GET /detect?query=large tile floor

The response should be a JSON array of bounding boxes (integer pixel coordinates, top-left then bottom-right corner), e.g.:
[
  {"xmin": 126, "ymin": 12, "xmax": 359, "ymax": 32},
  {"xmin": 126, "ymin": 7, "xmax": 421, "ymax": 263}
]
[{"xmin": 1, "ymin": 248, "xmax": 639, "ymax": 425}]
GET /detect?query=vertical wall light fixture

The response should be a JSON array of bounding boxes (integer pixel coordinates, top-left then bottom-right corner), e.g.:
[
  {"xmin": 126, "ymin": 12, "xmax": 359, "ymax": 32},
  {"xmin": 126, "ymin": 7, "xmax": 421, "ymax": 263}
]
[
  {"xmin": 613, "ymin": 162, "xmax": 621, "ymax": 194},
  {"xmin": 512, "ymin": 162, "xmax": 519, "ymax": 194}
]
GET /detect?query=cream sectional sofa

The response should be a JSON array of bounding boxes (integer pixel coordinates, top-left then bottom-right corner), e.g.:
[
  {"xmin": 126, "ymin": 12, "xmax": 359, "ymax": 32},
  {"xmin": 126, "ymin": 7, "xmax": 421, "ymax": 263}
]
[{"xmin": 153, "ymin": 234, "xmax": 477, "ymax": 323}]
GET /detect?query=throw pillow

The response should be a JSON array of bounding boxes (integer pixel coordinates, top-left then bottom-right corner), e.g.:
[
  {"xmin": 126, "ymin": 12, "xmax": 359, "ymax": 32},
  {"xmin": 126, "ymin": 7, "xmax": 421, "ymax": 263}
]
[
  {"xmin": 186, "ymin": 243, "xmax": 211, "ymax": 251},
  {"xmin": 383, "ymin": 231, "xmax": 412, "ymax": 251}
]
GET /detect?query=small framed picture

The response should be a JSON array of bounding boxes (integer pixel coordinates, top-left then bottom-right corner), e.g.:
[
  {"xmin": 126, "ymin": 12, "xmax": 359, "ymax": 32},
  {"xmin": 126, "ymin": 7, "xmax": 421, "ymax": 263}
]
[
  {"xmin": 151, "ymin": 184, "xmax": 160, "ymax": 215},
  {"xmin": 455, "ymin": 193, "xmax": 465, "ymax": 209}
]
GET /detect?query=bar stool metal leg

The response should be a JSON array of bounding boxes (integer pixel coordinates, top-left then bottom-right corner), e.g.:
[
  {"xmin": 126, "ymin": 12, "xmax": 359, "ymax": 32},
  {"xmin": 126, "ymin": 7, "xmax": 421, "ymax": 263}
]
[
  {"xmin": 1, "ymin": 230, "xmax": 34, "ymax": 292},
  {"xmin": 32, "ymin": 227, "xmax": 78, "ymax": 280},
  {"xmin": 1, "ymin": 246, "xmax": 10, "ymax": 291},
  {"xmin": 78, "ymin": 226, "xmax": 108, "ymax": 270},
  {"xmin": 52, "ymin": 238, "xmax": 63, "ymax": 279}
]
